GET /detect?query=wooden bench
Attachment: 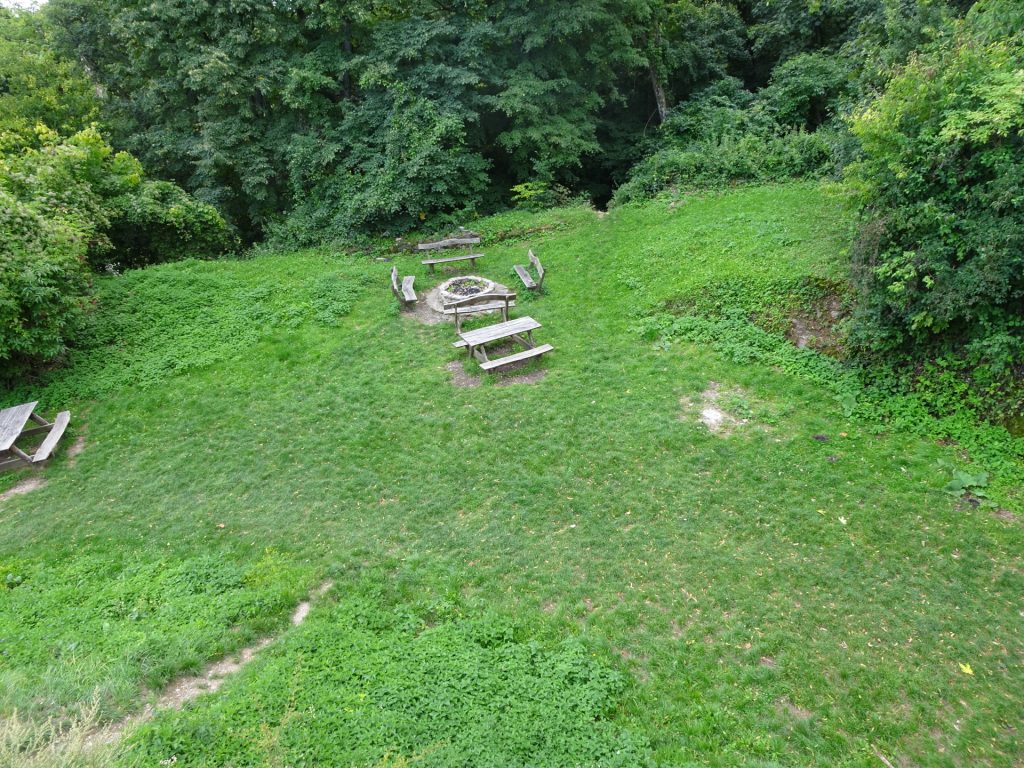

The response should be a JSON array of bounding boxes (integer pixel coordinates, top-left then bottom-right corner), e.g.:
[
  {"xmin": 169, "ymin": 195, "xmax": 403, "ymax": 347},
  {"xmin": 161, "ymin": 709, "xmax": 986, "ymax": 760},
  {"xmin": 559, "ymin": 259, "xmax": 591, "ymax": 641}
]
[
  {"xmin": 443, "ymin": 291, "xmax": 516, "ymax": 333},
  {"xmin": 416, "ymin": 234, "xmax": 481, "ymax": 251},
  {"xmin": 0, "ymin": 403, "xmax": 71, "ymax": 471},
  {"xmin": 513, "ymin": 249, "xmax": 545, "ymax": 291},
  {"xmin": 479, "ymin": 344, "xmax": 554, "ymax": 372},
  {"xmin": 390, "ymin": 266, "xmax": 417, "ymax": 308},
  {"xmin": 421, "ymin": 253, "xmax": 482, "ymax": 273},
  {"xmin": 453, "ymin": 316, "xmax": 554, "ymax": 372}
]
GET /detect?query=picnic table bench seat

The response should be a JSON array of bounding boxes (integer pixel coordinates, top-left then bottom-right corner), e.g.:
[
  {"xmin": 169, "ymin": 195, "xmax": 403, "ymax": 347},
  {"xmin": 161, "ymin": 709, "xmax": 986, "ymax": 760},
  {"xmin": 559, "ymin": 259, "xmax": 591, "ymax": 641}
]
[
  {"xmin": 513, "ymin": 250, "xmax": 545, "ymax": 291},
  {"xmin": 0, "ymin": 402, "xmax": 71, "ymax": 471},
  {"xmin": 390, "ymin": 266, "xmax": 417, "ymax": 308},
  {"xmin": 479, "ymin": 344, "xmax": 554, "ymax": 371},
  {"xmin": 421, "ymin": 253, "xmax": 482, "ymax": 273}
]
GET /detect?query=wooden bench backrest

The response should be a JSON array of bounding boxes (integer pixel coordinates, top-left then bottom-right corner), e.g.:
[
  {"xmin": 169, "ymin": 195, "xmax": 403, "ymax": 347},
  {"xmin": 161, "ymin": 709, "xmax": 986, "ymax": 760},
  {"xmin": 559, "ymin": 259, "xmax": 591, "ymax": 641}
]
[
  {"xmin": 528, "ymin": 250, "xmax": 544, "ymax": 286},
  {"xmin": 442, "ymin": 290, "xmax": 516, "ymax": 311},
  {"xmin": 417, "ymin": 236, "xmax": 481, "ymax": 251}
]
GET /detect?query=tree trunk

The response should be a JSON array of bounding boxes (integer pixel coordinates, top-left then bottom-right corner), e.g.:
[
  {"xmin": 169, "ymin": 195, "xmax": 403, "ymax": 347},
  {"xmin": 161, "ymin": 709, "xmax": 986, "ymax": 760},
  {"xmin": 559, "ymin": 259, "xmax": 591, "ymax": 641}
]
[{"xmin": 650, "ymin": 67, "xmax": 668, "ymax": 124}]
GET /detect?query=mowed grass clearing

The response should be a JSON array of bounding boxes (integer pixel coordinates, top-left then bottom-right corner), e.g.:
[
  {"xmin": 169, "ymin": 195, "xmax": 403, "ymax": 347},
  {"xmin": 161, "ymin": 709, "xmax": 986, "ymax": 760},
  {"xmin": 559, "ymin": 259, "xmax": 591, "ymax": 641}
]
[{"xmin": 1, "ymin": 184, "xmax": 1021, "ymax": 767}]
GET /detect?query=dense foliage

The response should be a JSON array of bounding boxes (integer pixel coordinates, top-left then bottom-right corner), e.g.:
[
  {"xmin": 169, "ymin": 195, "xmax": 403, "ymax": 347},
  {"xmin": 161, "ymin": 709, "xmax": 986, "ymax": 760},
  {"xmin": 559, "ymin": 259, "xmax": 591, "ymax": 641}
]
[
  {"xmin": 848, "ymin": 0, "xmax": 1024, "ymax": 414},
  {"xmin": 45, "ymin": 0, "xmax": 968, "ymax": 242},
  {"xmin": 122, "ymin": 594, "xmax": 649, "ymax": 766},
  {"xmin": 0, "ymin": 9, "xmax": 99, "ymax": 149},
  {"xmin": 0, "ymin": 128, "xmax": 236, "ymax": 374}
]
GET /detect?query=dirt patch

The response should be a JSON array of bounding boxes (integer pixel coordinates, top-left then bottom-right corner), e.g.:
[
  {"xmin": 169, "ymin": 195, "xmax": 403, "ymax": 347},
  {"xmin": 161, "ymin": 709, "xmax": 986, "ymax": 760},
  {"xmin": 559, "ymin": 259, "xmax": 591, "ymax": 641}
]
[
  {"xmin": 446, "ymin": 360, "xmax": 481, "ymax": 388},
  {"xmin": 84, "ymin": 579, "xmax": 334, "ymax": 750},
  {"xmin": 408, "ymin": 289, "xmax": 447, "ymax": 325},
  {"xmin": 786, "ymin": 295, "xmax": 845, "ymax": 354},
  {"xmin": 760, "ymin": 655, "xmax": 777, "ymax": 668},
  {"xmin": 0, "ymin": 474, "xmax": 46, "ymax": 502},
  {"xmin": 993, "ymin": 508, "xmax": 1019, "ymax": 523},
  {"xmin": 777, "ymin": 697, "xmax": 814, "ymax": 721},
  {"xmin": 65, "ymin": 435, "xmax": 87, "ymax": 467},
  {"xmin": 681, "ymin": 382, "xmax": 752, "ymax": 437},
  {"xmin": 494, "ymin": 368, "xmax": 547, "ymax": 386},
  {"xmin": 447, "ymin": 350, "xmax": 548, "ymax": 387}
]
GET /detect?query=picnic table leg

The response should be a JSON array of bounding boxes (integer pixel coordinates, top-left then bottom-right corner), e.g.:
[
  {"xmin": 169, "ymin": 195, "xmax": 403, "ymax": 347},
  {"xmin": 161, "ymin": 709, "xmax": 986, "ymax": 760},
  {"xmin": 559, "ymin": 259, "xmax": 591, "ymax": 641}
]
[
  {"xmin": 510, "ymin": 334, "xmax": 536, "ymax": 350},
  {"xmin": 10, "ymin": 446, "xmax": 33, "ymax": 464},
  {"xmin": 29, "ymin": 413, "xmax": 50, "ymax": 427}
]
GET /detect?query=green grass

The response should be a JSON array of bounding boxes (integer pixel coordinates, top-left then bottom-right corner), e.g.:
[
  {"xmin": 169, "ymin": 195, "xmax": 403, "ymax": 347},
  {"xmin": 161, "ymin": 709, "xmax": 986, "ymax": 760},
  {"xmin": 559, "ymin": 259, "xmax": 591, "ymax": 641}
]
[{"xmin": 1, "ymin": 183, "xmax": 1021, "ymax": 767}]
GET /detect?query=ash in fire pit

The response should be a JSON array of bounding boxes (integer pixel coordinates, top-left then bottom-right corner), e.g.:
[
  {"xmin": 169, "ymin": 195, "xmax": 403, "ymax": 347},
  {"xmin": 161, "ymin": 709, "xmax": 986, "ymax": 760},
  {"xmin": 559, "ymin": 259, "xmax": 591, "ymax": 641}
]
[
  {"xmin": 445, "ymin": 277, "xmax": 492, "ymax": 297},
  {"xmin": 437, "ymin": 275, "xmax": 496, "ymax": 305}
]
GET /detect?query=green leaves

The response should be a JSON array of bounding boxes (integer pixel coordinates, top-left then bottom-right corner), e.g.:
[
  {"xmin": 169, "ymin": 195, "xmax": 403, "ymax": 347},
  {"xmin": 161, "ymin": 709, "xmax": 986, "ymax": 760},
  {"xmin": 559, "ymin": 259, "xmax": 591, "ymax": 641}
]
[{"xmin": 943, "ymin": 469, "xmax": 989, "ymax": 497}]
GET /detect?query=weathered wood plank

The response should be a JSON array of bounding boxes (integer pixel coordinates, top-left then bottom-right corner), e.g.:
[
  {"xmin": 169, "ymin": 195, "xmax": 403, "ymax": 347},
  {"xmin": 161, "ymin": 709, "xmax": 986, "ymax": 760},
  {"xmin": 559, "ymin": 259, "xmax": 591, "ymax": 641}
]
[
  {"xmin": 416, "ymin": 236, "xmax": 481, "ymax": 251},
  {"xmin": 457, "ymin": 316, "xmax": 541, "ymax": 347},
  {"xmin": 0, "ymin": 402, "xmax": 37, "ymax": 451},
  {"xmin": 421, "ymin": 253, "xmax": 482, "ymax": 272},
  {"xmin": 528, "ymin": 249, "xmax": 545, "ymax": 288},
  {"xmin": 479, "ymin": 344, "xmax": 554, "ymax": 371},
  {"xmin": 31, "ymin": 411, "xmax": 70, "ymax": 463},
  {"xmin": 442, "ymin": 301, "xmax": 515, "ymax": 315},
  {"xmin": 401, "ymin": 275, "xmax": 417, "ymax": 302},
  {"xmin": 513, "ymin": 264, "xmax": 536, "ymax": 289}
]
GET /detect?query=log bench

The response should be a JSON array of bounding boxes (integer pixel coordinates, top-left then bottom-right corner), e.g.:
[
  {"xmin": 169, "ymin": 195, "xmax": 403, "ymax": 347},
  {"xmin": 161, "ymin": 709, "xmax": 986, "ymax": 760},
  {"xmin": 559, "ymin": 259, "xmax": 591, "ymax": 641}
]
[
  {"xmin": 421, "ymin": 253, "xmax": 482, "ymax": 273},
  {"xmin": 513, "ymin": 249, "xmax": 545, "ymax": 291},
  {"xmin": 443, "ymin": 291, "xmax": 516, "ymax": 334},
  {"xmin": 390, "ymin": 266, "xmax": 417, "ymax": 308}
]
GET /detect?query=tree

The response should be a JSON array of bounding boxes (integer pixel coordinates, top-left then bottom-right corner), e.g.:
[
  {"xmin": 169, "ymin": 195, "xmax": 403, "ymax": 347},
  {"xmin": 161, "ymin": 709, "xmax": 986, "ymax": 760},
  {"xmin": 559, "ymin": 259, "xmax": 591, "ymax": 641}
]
[{"xmin": 848, "ymin": 0, "xmax": 1024, "ymax": 385}]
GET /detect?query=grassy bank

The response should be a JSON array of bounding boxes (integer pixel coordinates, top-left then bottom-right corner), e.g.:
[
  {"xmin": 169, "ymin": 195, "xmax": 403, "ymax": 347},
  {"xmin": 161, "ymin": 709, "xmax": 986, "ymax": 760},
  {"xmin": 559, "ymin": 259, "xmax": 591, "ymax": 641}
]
[{"xmin": 1, "ymin": 183, "xmax": 1021, "ymax": 767}]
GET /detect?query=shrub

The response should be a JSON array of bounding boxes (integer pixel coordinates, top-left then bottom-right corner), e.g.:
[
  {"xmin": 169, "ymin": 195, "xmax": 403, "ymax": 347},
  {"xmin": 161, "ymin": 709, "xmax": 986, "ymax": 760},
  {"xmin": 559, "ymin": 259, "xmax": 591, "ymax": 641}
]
[
  {"xmin": 1, "ymin": 127, "xmax": 236, "ymax": 372},
  {"xmin": 510, "ymin": 181, "xmax": 575, "ymax": 211},
  {"xmin": 612, "ymin": 129, "xmax": 835, "ymax": 204},
  {"xmin": 757, "ymin": 52, "xmax": 851, "ymax": 130},
  {"xmin": 103, "ymin": 181, "xmax": 238, "ymax": 270},
  {"xmin": 847, "ymin": 0, "xmax": 1024, "ymax": 410},
  {"xmin": 611, "ymin": 77, "xmax": 843, "ymax": 205},
  {"xmin": 2, "ymin": 127, "xmax": 236, "ymax": 270},
  {"xmin": 0, "ymin": 188, "xmax": 92, "ymax": 373}
]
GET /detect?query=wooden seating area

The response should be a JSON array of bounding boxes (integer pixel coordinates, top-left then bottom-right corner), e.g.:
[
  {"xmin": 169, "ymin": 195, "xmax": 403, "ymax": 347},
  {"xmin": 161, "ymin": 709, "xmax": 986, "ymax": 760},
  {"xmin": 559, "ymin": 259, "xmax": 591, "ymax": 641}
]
[
  {"xmin": 0, "ymin": 402, "xmax": 71, "ymax": 472},
  {"xmin": 513, "ymin": 250, "xmax": 545, "ymax": 291},
  {"xmin": 390, "ymin": 266, "xmax": 417, "ymax": 308},
  {"xmin": 443, "ymin": 291, "xmax": 516, "ymax": 333},
  {"xmin": 394, "ymin": 227, "xmax": 555, "ymax": 374}
]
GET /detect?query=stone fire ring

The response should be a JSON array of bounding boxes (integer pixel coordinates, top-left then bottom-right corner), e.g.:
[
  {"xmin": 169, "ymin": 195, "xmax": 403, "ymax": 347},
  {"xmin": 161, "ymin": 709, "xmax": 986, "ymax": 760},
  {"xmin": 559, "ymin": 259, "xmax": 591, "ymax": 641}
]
[{"xmin": 426, "ymin": 275, "xmax": 498, "ymax": 314}]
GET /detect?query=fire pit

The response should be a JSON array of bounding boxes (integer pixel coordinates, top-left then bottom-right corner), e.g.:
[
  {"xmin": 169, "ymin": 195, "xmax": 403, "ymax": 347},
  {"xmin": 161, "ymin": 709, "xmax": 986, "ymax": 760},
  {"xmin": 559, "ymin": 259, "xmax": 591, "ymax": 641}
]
[{"xmin": 437, "ymin": 275, "xmax": 496, "ymax": 305}]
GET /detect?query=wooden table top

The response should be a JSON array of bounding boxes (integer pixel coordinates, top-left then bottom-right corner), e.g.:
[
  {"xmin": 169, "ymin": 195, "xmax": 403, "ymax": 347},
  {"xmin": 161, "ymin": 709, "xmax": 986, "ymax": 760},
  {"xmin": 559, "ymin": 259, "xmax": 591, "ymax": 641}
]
[
  {"xmin": 458, "ymin": 316, "xmax": 540, "ymax": 347},
  {"xmin": 0, "ymin": 401, "xmax": 37, "ymax": 451}
]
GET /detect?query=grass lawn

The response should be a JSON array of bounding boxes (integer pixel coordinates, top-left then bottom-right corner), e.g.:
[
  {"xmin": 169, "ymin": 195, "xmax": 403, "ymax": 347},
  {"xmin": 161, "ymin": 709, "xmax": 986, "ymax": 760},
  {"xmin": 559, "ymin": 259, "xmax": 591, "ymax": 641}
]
[{"xmin": 1, "ymin": 183, "xmax": 1021, "ymax": 767}]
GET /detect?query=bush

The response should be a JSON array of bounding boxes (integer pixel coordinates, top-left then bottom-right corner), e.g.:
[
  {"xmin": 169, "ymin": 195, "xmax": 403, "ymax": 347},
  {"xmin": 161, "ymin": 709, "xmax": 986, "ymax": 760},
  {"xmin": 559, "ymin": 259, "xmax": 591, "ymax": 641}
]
[
  {"xmin": 1, "ymin": 127, "xmax": 236, "ymax": 372},
  {"xmin": 612, "ymin": 129, "xmax": 835, "ymax": 204},
  {"xmin": 2, "ymin": 128, "xmax": 236, "ymax": 270},
  {"xmin": 611, "ymin": 77, "xmax": 844, "ymax": 205},
  {"xmin": 757, "ymin": 52, "xmax": 851, "ymax": 130},
  {"xmin": 103, "ymin": 181, "xmax": 238, "ymax": 270},
  {"xmin": 0, "ymin": 189, "xmax": 92, "ymax": 373},
  {"xmin": 847, "ymin": 0, "xmax": 1024, "ymax": 411}
]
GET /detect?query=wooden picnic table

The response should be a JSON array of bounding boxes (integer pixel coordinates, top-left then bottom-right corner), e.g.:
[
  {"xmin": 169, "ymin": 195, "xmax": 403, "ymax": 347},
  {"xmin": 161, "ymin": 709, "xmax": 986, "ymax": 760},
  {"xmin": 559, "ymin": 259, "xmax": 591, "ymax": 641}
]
[
  {"xmin": 452, "ymin": 316, "xmax": 553, "ymax": 371},
  {"xmin": 0, "ymin": 401, "xmax": 71, "ymax": 471}
]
